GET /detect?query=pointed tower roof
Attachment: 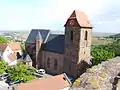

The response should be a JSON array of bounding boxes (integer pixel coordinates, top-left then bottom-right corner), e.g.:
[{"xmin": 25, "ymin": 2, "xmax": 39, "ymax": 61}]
[
  {"xmin": 64, "ymin": 10, "xmax": 92, "ymax": 28},
  {"xmin": 36, "ymin": 31, "xmax": 42, "ymax": 40},
  {"xmin": 24, "ymin": 54, "xmax": 32, "ymax": 62}
]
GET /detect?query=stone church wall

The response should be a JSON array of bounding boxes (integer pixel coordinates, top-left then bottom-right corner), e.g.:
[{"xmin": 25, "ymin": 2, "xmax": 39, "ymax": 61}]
[{"xmin": 42, "ymin": 51, "xmax": 64, "ymax": 74}]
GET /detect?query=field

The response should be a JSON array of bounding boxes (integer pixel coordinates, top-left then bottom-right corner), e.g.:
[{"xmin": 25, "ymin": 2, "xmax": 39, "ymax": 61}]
[{"xmin": 92, "ymin": 38, "xmax": 114, "ymax": 45}]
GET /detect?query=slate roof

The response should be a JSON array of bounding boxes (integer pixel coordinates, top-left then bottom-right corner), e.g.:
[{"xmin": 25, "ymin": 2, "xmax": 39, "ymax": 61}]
[
  {"xmin": 36, "ymin": 31, "xmax": 42, "ymax": 40},
  {"xmin": 24, "ymin": 54, "xmax": 32, "ymax": 62},
  {"xmin": 43, "ymin": 34, "xmax": 65, "ymax": 53},
  {"xmin": 26, "ymin": 29, "xmax": 50, "ymax": 43},
  {"xmin": 26, "ymin": 29, "xmax": 65, "ymax": 54}
]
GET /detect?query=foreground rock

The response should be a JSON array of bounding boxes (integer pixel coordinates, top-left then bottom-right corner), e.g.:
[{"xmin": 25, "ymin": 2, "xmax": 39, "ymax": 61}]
[{"xmin": 72, "ymin": 57, "xmax": 120, "ymax": 90}]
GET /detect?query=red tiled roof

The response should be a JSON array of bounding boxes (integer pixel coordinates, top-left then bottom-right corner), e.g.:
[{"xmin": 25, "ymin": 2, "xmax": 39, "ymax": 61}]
[
  {"xmin": 65, "ymin": 10, "xmax": 92, "ymax": 28},
  {"xmin": 0, "ymin": 42, "xmax": 21, "ymax": 53},
  {"xmin": 8, "ymin": 42, "xmax": 21, "ymax": 51},
  {"xmin": 17, "ymin": 73, "xmax": 71, "ymax": 90},
  {"xmin": 0, "ymin": 43, "xmax": 8, "ymax": 52}
]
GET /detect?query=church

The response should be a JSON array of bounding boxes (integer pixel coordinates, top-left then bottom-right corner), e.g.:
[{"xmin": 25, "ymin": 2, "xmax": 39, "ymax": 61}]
[{"xmin": 25, "ymin": 10, "xmax": 92, "ymax": 78}]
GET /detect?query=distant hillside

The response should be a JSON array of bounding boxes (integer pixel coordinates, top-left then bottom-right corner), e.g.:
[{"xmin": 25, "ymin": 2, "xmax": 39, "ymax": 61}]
[
  {"xmin": 107, "ymin": 33, "xmax": 120, "ymax": 38},
  {"xmin": 92, "ymin": 32, "xmax": 115, "ymax": 37},
  {"xmin": 51, "ymin": 31, "xmax": 116, "ymax": 37}
]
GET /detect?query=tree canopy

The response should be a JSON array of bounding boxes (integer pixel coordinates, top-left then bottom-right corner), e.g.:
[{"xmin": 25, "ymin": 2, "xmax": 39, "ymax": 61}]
[
  {"xmin": 6, "ymin": 61, "xmax": 36, "ymax": 82},
  {"xmin": 0, "ymin": 36, "xmax": 9, "ymax": 43},
  {"xmin": 0, "ymin": 59, "xmax": 8, "ymax": 74},
  {"xmin": 91, "ymin": 40, "xmax": 120, "ymax": 65},
  {"xmin": 91, "ymin": 49, "xmax": 115, "ymax": 65}
]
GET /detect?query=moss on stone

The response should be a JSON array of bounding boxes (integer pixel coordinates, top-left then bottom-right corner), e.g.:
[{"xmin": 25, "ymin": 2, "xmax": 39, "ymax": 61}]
[
  {"xmin": 73, "ymin": 78, "xmax": 81, "ymax": 87},
  {"xmin": 89, "ymin": 78, "xmax": 99, "ymax": 87},
  {"xmin": 99, "ymin": 73, "xmax": 108, "ymax": 78},
  {"xmin": 87, "ymin": 68, "xmax": 93, "ymax": 73}
]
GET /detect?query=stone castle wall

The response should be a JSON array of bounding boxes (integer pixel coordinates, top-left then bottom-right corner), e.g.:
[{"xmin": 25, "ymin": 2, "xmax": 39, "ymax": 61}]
[{"xmin": 72, "ymin": 57, "xmax": 120, "ymax": 90}]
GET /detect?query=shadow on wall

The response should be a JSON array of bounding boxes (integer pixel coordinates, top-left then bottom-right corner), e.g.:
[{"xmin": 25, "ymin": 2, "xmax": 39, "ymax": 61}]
[
  {"xmin": 112, "ymin": 72, "xmax": 120, "ymax": 90},
  {"xmin": 77, "ymin": 60, "xmax": 91, "ymax": 77}
]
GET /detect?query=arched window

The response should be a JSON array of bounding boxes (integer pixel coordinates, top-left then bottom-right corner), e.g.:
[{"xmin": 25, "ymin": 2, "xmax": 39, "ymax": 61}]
[
  {"xmin": 85, "ymin": 31, "xmax": 88, "ymax": 40},
  {"xmin": 47, "ymin": 58, "xmax": 50, "ymax": 68},
  {"xmin": 54, "ymin": 59, "xmax": 57, "ymax": 70},
  {"xmin": 70, "ymin": 31, "xmax": 73, "ymax": 40}
]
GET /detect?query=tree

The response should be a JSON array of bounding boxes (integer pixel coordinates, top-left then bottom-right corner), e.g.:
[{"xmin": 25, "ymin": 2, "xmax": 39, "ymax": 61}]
[
  {"xmin": 0, "ymin": 59, "xmax": 8, "ymax": 74},
  {"xmin": 6, "ymin": 61, "xmax": 36, "ymax": 82},
  {"xmin": 91, "ymin": 49, "xmax": 115, "ymax": 65},
  {"xmin": 0, "ymin": 36, "xmax": 9, "ymax": 43}
]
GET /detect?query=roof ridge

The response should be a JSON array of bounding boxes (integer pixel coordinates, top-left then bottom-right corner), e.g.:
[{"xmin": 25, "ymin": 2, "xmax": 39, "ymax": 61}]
[{"xmin": 43, "ymin": 31, "xmax": 51, "ymax": 43}]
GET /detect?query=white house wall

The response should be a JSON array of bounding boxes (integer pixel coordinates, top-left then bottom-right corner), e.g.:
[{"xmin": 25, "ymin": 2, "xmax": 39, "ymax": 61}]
[
  {"xmin": 3, "ymin": 46, "xmax": 13, "ymax": 63},
  {"xmin": 2, "ymin": 46, "xmax": 22, "ymax": 64}
]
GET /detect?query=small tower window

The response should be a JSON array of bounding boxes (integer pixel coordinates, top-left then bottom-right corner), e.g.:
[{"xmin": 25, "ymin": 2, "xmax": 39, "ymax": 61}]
[
  {"xmin": 47, "ymin": 58, "xmax": 50, "ymax": 68},
  {"xmin": 85, "ymin": 31, "xmax": 88, "ymax": 40},
  {"xmin": 54, "ymin": 59, "xmax": 57, "ymax": 70},
  {"xmin": 70, "ymin": 31, "xmax": 73, "ymax": 40}
]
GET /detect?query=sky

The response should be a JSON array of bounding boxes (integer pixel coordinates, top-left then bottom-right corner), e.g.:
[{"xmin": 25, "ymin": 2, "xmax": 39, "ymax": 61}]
[{"xmin": 0, "ymin": 0, "xmax": 120, "ymax": 33}]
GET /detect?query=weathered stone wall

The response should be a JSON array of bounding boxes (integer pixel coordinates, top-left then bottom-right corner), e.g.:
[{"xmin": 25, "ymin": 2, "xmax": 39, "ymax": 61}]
[
  {"xmin": 64, "ymin": 27, "xmax": 80, "ymax": 77},
  {"xmin": 64, "ymin": 27, "xmax": 92, "ymax": 78},
  {"xmin": 41, "ymin": 51, "xmax": 64, "ymax": 74},
  {"xmin": 72, "ymin": 57, "xmax": 120, "ymax": 90},
  {"xmin": 78, "ymin": 28, "xmax": 92, "ymax": 63}
]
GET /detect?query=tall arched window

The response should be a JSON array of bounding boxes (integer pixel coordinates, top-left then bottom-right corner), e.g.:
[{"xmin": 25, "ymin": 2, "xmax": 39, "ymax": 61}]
[
  {"xmin": 54, "ymin": 59, "xmax": 57, "ymax": 70},
  {"xmin": 70, "ymin": 31, "xmax": 73, "ymax": 40},
  {"xmin": 47, "ymin": 58, "xmax": 50, "ymax": 68},
  {"xmin": 85, "ymin": 31, "xmax": 88, "ymax": 40}
]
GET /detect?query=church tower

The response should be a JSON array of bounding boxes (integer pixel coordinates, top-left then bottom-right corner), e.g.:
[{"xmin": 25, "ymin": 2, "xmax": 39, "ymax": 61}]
[
  {"xmin": 63, "ymin": 10, "xmax": 92, "ymax": 78},
  {"xmin": 36, "ymin": 31, "xmax": 43, "ymax": 68}
]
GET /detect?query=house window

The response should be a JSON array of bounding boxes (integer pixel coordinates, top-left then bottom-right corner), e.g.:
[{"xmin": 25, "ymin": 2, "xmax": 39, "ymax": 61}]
[
  {"xmin": 85, "ymin": 31, "xmax": 88, "ymax": 40},
  {"xmin": 54, "ymin": 59, "xmax": 57, "ymax": 70},
  {"xmin": 47, "ymin": 58, "xmax": 50, "ymax": 68},
  {"xmin": 70, "ymin": 31, "xmax": 73, "ymax": 40}
]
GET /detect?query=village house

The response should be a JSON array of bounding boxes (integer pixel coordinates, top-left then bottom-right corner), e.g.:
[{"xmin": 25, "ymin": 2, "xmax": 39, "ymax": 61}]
[
  {"xmin": 0, "ymin": 42, "xmax": 22, "ymax": 65},
  {"xmin": 25, "ymin": 10, "xmax": 93, "ymax": 78},
  {"xmin": 15, "ymin": 73, "xmax": 72, "ymax": 90}
]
